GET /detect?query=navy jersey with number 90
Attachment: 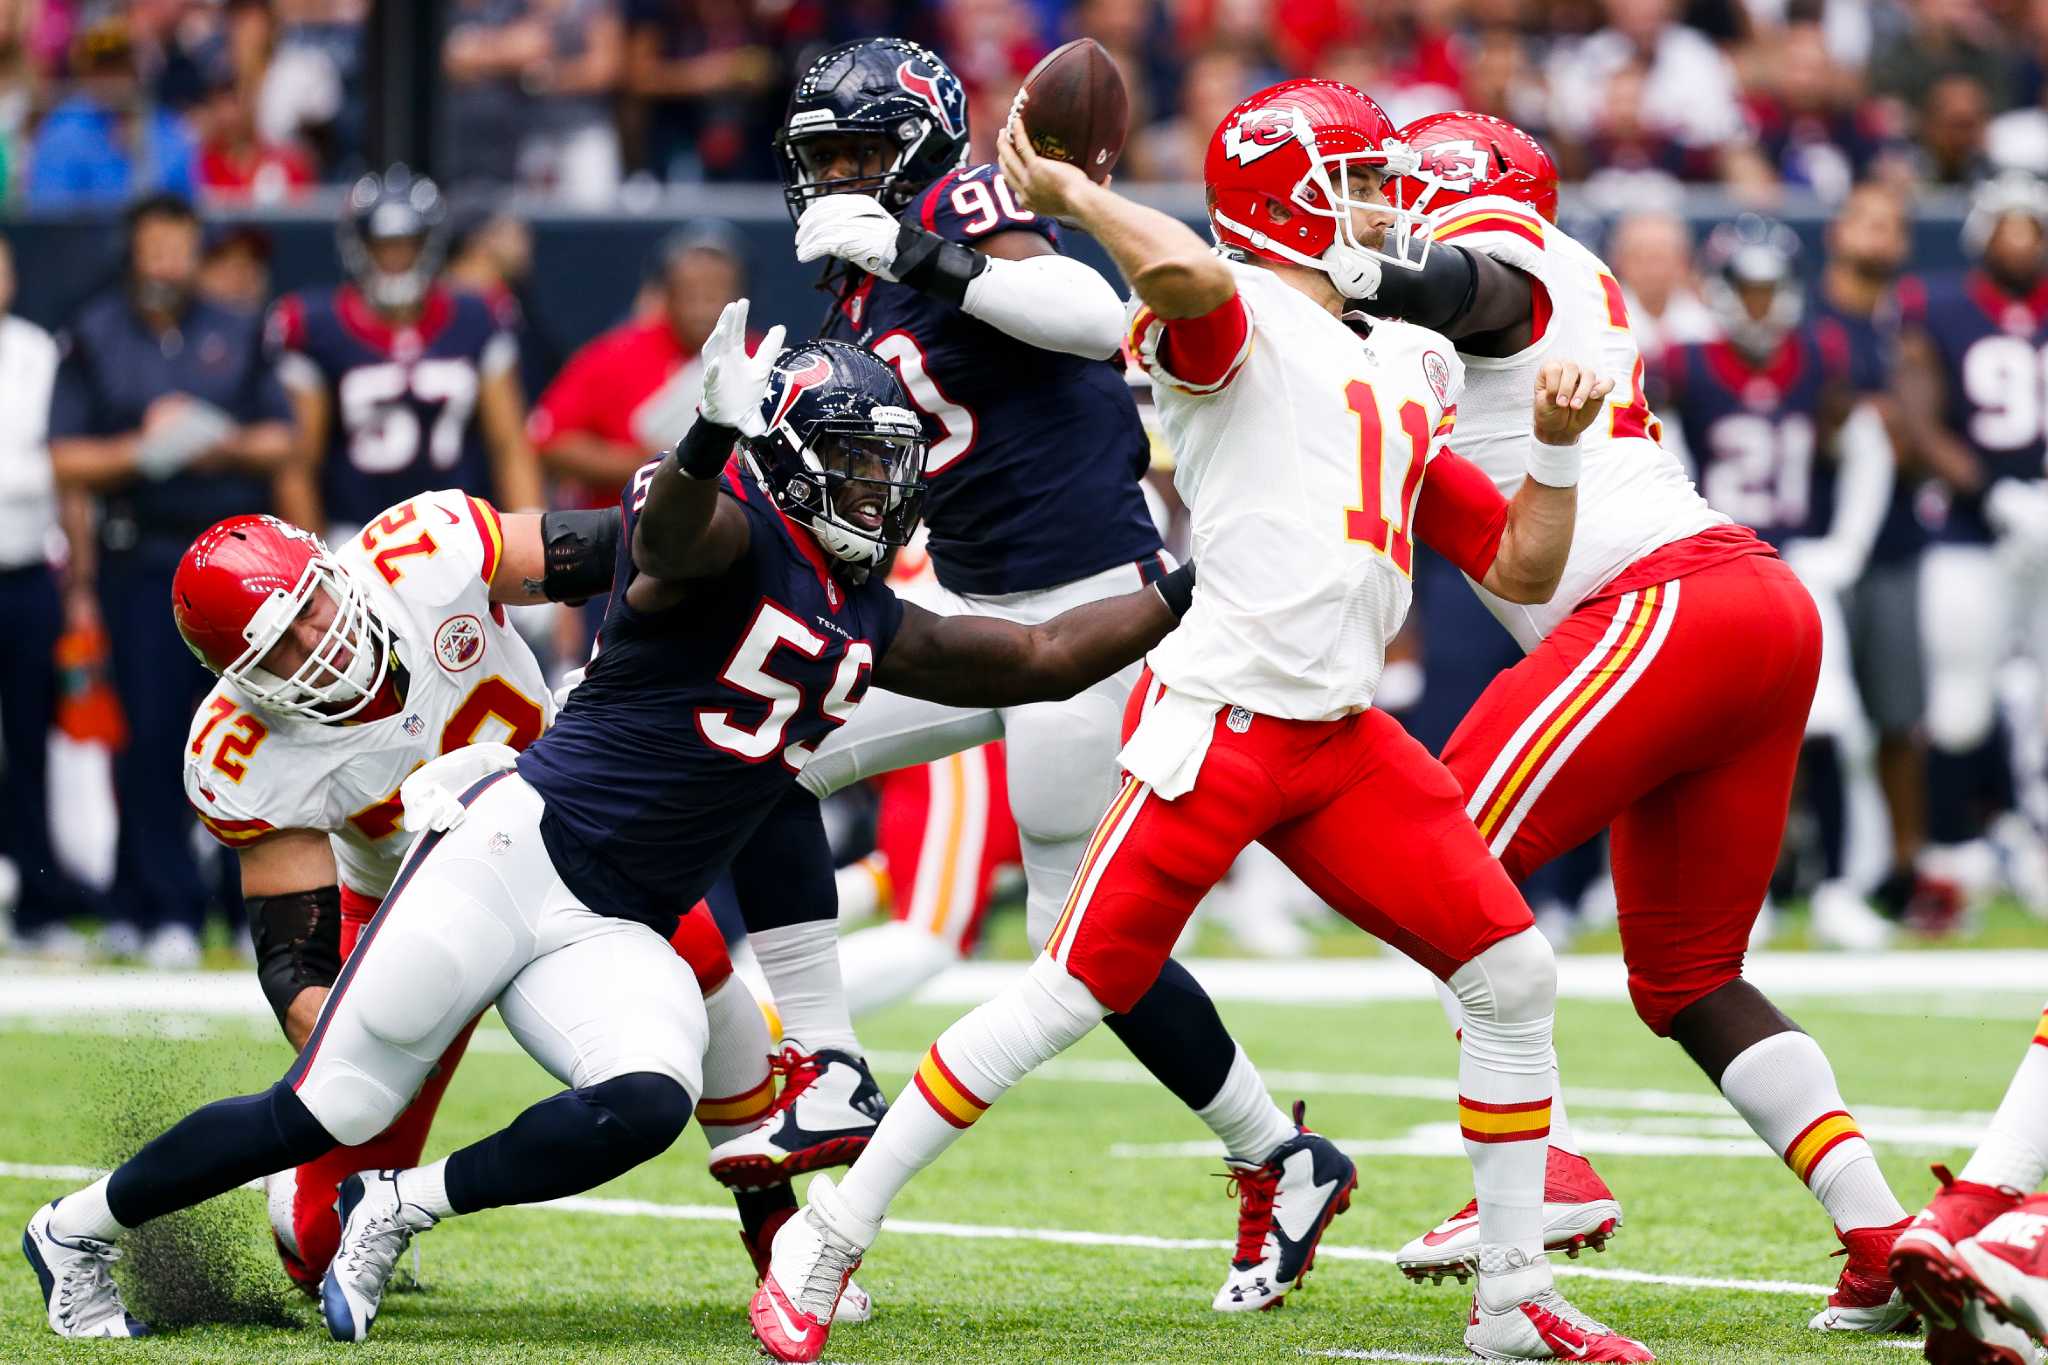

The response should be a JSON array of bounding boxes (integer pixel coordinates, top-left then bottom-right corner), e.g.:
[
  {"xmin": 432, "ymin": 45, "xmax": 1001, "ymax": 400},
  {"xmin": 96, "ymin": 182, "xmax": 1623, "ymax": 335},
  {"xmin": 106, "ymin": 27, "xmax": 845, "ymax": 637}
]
[
  {"xmin": 269, "ymin": 284, "xmax": 515, "ymax": 533},
  {"xmin": 819, "ymin": 163, "xmax": 1162, "ymax": 597},
  {"xmin": 517, "ymin": 457, "xmax": 906, "ymax": 932}
]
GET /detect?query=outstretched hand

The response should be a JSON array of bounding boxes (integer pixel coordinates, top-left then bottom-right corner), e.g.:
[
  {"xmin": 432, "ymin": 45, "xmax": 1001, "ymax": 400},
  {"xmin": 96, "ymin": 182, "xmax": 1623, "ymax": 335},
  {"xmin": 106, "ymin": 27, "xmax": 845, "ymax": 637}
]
[
  {"xmin": 1532, "ymin": 360, "xmax": 1615, "ymax": 447},
  {"xmin": 696, "ymin": 299, "xmax": 784, "ymax": 438}
]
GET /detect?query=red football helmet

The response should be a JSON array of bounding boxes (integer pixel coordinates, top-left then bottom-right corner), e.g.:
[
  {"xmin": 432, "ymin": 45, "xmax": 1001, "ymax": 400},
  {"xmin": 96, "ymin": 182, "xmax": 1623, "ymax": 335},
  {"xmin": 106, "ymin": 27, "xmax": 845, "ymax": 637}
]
[
  {"xmin": 1392, "ymin": 110, "xmax": 1561, "ymax": 225},
  {"xmin": 173, "ymin": 515, "xmax": 391, "ymax": 720},
  {"xmin": 1204, "ymin": 79, "xmax": 1429, "ymax": 297}
]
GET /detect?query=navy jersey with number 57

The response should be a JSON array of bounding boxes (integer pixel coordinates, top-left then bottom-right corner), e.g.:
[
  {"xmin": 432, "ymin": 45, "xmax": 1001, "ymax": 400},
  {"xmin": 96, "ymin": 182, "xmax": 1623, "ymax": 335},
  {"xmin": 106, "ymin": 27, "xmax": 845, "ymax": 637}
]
[
  {"xmin": 818, "ymin": 163, "xmax": 1162, "ymax": 596},
  {"xmin": 1667, "ymin": 323, "xmax": 1851, "ymax": 546},
  {"xmin": 1902, "ymin": 270, "xmax": 2048, "ymax": 544},
  {"xmin": 518, "ymin": 457, "xmax": 905, "ymax": 931},
  {"xmin": 270, "ymin": 284, "xmax": 515, "ymax": 533}
]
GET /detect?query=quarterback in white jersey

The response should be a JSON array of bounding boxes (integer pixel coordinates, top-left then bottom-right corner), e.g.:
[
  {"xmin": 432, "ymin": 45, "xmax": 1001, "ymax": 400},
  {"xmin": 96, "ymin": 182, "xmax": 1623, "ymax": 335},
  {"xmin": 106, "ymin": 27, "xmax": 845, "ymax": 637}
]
[
  {"xmin": 161, "ymin": 491, "xmax": 794, "ymax": 1308},
  {"xmin": 1366, "ymin": 112, "xmax": 1912, "ymax": 1335},
  {"xmin": 754, "ymin": 81, "xmax": 1652, "ymax": 1365}
]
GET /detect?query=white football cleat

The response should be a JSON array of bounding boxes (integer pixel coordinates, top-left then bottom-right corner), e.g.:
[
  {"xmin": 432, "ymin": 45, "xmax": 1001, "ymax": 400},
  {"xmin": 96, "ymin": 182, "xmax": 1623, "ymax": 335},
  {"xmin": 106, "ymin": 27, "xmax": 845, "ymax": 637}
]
[
  {"xmin": 320, "ymin": 1170, "xmax": 436, "ymax": 1343},
  {"xmin": 741, "ymin": 1201, "xmax": 874, "ymax": 1325},
  {"xmin": 1810, "ymin": 880, "xmax": 1894, "ymax": 951},
  {"xmin": 749, "ymin": 1174, "xmax": 876, "ymax": 1363},
  {"xmin": 709, "ymin": 1047, "xmax": 888, "ymax": 1189},
  {"xmin": 1464, "ymin": 1287, "xmax": 1655, "ymax": 1361},
  {"xmin": 1212, "ymin": 1102, "xmax": 1356, "ymax": 1312},
  {"xmin": 21, "ymin": 1200, "xmax": 149, "ymax": 1338},
  {"xmin": 835, "ymin": 1275, "xmax": 873, "ymax": 1324},
  {"xmin": 1397, "ymin": 1148, "xmax": 1622, "ymax": 1284}
]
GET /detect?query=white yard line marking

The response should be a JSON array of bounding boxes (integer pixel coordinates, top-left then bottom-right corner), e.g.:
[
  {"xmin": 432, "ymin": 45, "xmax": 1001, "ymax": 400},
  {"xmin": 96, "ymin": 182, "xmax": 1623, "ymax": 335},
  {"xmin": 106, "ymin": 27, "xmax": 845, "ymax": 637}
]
[
  {"xmin": 1301, "ymin": 1349, "xmax": 1470, "ymax": 1363},
  {"xmin": 0, "ymin": 1163, "xmax": 1835, "ymax": 1298}
]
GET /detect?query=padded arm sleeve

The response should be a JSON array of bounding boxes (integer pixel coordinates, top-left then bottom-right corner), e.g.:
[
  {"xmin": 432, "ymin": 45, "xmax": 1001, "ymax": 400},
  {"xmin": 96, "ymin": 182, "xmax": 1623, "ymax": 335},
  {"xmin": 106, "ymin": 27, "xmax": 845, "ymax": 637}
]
[
  {"xmin": 250, "ymin": 885, "xmax": 343, "ymax": 1029},
  {"xmin": 540, "ymin": 506, "xmax": 622, "ymax": 604},
  {"xmin": 960, "ymin": 252, "xmax": 1128, "ymax": 360}
]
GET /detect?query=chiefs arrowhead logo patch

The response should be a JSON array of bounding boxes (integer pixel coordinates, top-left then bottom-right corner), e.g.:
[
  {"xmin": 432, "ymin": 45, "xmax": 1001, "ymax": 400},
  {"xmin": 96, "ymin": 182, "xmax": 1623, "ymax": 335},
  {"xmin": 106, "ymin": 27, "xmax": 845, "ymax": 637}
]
[
  {"xmin": 1222, "ymin": 109, "xmax": 1299, "ymax": 166},
  {"xmin": 434, "ymin": 614, "xmax": 484, "ymax": 673}
]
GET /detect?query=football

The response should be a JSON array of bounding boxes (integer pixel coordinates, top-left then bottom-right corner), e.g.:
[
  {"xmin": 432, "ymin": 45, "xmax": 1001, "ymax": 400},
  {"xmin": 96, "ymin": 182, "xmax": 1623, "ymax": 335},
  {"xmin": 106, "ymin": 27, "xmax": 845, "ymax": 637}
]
[{"xmin": 1014, "ymin": 37, "xmax": 1128, "ymax": 183}]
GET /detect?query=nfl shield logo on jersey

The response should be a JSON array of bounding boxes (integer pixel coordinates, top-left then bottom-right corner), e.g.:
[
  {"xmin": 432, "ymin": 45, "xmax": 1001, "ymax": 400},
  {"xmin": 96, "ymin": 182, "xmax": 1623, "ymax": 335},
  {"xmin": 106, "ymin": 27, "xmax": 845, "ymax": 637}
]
[
  {"xmin": 434, "ymin": 615, "xmax": 485, "ymax": 673},
  {"xmin": 1227, "ymin": 705, "xmax": 1254, "ymax": 734},
  {"xmin": 402, "ymin": 713, "xmax": 425, "ymax": 738}
]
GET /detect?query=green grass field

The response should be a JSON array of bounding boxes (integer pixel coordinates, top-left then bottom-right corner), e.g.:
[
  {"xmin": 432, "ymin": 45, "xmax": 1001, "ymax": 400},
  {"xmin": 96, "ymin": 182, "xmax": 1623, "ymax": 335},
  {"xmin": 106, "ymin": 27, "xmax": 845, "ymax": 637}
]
[{"xmin": 1, "ymin": 962, "xmax": 2043, "ymax": 1364}]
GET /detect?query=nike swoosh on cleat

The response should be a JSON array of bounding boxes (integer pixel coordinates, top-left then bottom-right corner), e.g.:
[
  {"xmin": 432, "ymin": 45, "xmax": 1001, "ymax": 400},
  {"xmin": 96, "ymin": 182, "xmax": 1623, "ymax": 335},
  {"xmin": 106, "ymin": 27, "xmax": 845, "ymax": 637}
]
[
  {"xmin": 1276, "ymin": 1176, "xmax": 1340, "ymax": 1243},
  {"xmin": 1421, "ymin": 1224, "xmax": 1473, "ymax": 1246},
  {"xmin": 766, "ymin": 1288, "xmax": 817, "ymax": 1347}
]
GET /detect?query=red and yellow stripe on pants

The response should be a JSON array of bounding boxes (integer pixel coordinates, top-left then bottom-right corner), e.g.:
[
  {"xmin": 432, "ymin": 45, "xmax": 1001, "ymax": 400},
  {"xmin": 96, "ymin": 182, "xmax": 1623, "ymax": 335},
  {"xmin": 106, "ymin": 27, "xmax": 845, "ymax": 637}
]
[
  {"xmin": 1043, "ymin": 774, "xmax": 1147, "ymax": 962},
  {"xmin": 697, "ymin": 1075, "xmax": 776, "ymax": 1130},
  {"xmin": 2032, "ymin": 1010, "xmax": 2048, "ymax": 1048},
  {"xmin": 912, "ymin": 1046, "xmax": 990, "ymax": 1130},
  {"xmin": 1464, "ymin": 583, "xmax": 1676, "ymax": 859},
  {"xmin": 1784, "ymin": 1110, "xmax": 1862, "ymax": 1186},
  {"xmin": 1459, "ymin": 1096, "xmax": 1553, "ymax": 1144}
]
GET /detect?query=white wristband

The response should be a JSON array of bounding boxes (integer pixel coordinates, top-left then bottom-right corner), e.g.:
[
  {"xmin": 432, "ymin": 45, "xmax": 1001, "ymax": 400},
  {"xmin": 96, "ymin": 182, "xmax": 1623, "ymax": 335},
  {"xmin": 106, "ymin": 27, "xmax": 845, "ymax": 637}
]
[{"xmin": 1527, "ymin": 437, "xmax": 1582, "ymax": 489}]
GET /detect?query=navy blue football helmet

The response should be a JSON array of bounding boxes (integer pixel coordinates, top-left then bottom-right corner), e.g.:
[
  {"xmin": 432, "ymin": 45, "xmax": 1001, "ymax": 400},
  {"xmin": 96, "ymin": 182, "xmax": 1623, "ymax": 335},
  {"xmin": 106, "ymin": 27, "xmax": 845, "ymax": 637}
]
[
  {"xmin": 741, "ymin": 340, "xmax": 930, "ymax": 571},
  {"xmin": 1701, "ymin": 214, "xmax": 1804, "ymax": 360},
  {"xmin": 774, "ymin": 38, "xmax": 970, "ymax": 223},
  {"xmin": 338, "ymin": 164, "xmax": 447, "ymax": 312}
]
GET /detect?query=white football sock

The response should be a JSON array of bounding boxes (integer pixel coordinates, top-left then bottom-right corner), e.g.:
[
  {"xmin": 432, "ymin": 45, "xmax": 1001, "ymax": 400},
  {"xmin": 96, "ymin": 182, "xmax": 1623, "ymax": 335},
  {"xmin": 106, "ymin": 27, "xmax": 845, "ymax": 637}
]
[
  {"xmin": 1960, "ymin": 1006, "xmax": 2048, "ymax": 1192},
  {"xmin": 1196, "ymin": 1045, "xmax": 1297, "ymax": 1165},
  {"xmin": 839, "ymin": 920, "xmax": 960, "ymax": 1019},
  {"xmin": 750, "ymin": 921, "xmax": 860, "ymax": 1056},
  {"xmin": 50, "ymin": 1176, "xmax": 125, "ymax": 1242},
  {"xmin": 1720, "ymin": 1030, "xmax": 1905, "ymax": 1231},
  {"xmin": 695, "ymin": 976, "xmax": 776, "ymax": 1147},
  {"xmin": 836, "ymin": 956, "xmax": 1106, "ymax": 1229},
  {"xmin": 396, "ymin": 1159, "xmax": 455, "ymax": 1220},
  {"xmin": 1450, "ymin": 930, "xmax": 1557, "ymax": 1310},
  {"xmin": 1438, "ymin": 942, "xmax": 1580, "ymax": 1160}
]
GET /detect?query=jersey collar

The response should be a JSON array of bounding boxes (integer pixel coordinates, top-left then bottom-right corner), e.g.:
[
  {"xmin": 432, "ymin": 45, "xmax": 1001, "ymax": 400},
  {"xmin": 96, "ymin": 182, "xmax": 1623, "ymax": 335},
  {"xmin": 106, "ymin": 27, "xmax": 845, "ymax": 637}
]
[
  {"xmin": 1966, "ymin": 269, "xmax": 2048, "ymax": 334},
  {"xmin": 338, "ymin": 283, "xmax": 455, "ymax": 356},
  {"xmin": 731, "ymin": 462, "xmax": 847, "ymax": 611}
]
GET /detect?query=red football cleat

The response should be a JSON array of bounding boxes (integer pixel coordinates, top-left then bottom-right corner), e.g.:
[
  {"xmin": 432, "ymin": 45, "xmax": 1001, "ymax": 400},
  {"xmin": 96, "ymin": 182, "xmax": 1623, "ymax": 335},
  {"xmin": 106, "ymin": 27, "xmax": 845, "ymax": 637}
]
[
  {"xmin": 1955, "ymin": 1195, "xmax": 2048, "ymax": 1348},
  {"xmin": 1397, "ymin": 1148, "xmax": 1623, "ymax": 1284},
  {"xmin": 1894, "ymin": 1164, "xmax": 2025, "ymax": 1331},
  {"xmin": 1811, "ymin": 1217, "xmax": 1915, "ymax": 1332}
]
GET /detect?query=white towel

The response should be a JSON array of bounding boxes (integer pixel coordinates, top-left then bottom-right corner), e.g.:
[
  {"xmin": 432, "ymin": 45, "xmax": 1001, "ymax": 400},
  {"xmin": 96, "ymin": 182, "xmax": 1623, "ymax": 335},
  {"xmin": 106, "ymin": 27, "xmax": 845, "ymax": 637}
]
[
  {"xmin": 400, "ymin": 742, "xmax": 520, "ymax": 833},
  {"xmin": 1115, "ymin": 689, "xmax": 1220, "ymax": 800}
]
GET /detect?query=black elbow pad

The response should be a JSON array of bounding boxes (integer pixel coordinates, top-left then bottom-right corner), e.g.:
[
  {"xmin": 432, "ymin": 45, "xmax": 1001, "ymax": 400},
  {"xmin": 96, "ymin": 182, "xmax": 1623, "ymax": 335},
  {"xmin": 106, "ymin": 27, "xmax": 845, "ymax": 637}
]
[
  {"xmin": 540, "ymin": 507, "xmax": 622, "ymax": 605},
  {"xmin": 249, "ymin": 885, "xmax": 343, "ymax": 1029},
  {"xmin": 1362, "ymin": 245, "xmax": 1480, "ymax": 334}
]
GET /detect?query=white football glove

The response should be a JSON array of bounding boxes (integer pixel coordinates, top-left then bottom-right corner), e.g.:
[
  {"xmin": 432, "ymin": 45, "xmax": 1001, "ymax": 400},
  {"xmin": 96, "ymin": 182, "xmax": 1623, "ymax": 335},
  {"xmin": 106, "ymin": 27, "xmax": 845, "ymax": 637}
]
[
  {"xmin": 696, "ymin": 298, "xmax": 784, "ymax": 438},
  {"xmin": 795, "ymin": 194, "xmax": 906, "ymax": 281}
]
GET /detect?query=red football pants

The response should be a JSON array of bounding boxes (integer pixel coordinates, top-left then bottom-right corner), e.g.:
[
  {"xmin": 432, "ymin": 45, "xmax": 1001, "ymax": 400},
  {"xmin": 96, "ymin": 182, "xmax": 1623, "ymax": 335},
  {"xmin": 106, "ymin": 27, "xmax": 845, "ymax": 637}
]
[
  {"xmin": 876, "ymin": 743, "xmax": 1021, "ymax": 955},
  {"xmin": 286, "ymin": 890, "xmax": 734, "ymax": 1280},
  {"xmin": 1043, "ymin": 673, "xmax": 1533, "ymax": 1013},
  {"xmin": 1440, "ymin": 553, "xmax": 1821, "ymax": 1034}
]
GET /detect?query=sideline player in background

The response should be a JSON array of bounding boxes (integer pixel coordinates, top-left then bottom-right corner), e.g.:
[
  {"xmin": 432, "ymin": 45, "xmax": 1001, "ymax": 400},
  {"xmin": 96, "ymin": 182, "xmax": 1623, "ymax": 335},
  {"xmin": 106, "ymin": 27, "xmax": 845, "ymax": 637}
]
[
  {"xmin": 1666, "ymin": 215, "xmax": 1897, "ymax": 949},
  {"xmin": 710, "ymin": 39, "xmax": 1336, "ymax": 1312},
  {"xmin": 270, "ymin": 165, "xmax": 543, "ymax": 539},
  {"xmin": 149, "ymin": 492, "xmax": 796, "ymax": 1305},
  {"xmin": 754, "ymin": 83, "xmax": 1652, "ymax": 1364},
  {"xmin": 1362, "ymin": 111, "xmax": 1908, "ymax": 1330},
  {"xmin": 1895, "ymin": 172, "xmax": 2048, "ymax": 918}
]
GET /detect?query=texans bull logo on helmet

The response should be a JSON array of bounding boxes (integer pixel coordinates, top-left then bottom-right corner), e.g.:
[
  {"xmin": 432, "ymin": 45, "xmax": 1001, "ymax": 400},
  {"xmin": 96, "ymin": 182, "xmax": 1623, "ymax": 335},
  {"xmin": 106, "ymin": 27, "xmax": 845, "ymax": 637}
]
[
  {"xmin": 896, "ymin": 59, "xmax": 965, "ymax": 139},
  {"xmin": 769, "ymin": 353, "xmax": 837, "ymax": 432},
  {"xmin": 1221, "ymin": 109, "xmax": 1300, "ymax": 167}
]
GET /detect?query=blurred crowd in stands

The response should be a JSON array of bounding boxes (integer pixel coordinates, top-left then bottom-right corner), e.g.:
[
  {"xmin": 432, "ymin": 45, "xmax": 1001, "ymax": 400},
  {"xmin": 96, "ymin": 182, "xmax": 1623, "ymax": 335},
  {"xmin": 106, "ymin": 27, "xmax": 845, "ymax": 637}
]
[{"xmin": 9, "ymin": 0, "xmax": 2048, "ymax": 209}]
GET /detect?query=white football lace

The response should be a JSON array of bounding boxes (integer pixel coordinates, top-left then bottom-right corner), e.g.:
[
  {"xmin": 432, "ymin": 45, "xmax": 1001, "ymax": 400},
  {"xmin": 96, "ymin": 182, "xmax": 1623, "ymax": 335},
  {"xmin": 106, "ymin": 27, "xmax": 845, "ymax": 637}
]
[
  {"xmin": 336, "ymin": 1192, "xmax": 416, "ymax": 1293},
  {"xmin": 53, "ymin": 1236, "xmax": 122, "ymax": 1330},
  {"xmin": 793, "ymin": 1216, "xmax": 860, "ymax": 1320},
  {"xmin": 1524, "ymin": 1288, "xmax": 1618, "ymax": 1335}
]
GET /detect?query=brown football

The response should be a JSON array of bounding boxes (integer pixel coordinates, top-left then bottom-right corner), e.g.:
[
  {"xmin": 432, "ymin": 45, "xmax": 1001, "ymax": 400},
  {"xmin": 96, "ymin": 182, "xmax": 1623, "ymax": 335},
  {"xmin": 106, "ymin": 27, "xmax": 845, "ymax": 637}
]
[{"xmin": 1015, "ymin": 37, "xmax": 1128, "ymax": 183}]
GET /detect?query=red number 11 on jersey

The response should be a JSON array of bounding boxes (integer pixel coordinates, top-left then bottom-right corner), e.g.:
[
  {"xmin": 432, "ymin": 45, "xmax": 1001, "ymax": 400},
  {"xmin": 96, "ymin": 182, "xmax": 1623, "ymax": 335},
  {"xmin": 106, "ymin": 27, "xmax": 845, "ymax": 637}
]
[{"xmin": 1342, "ymin": 379, "xmax": 1431, "ymax": 576}]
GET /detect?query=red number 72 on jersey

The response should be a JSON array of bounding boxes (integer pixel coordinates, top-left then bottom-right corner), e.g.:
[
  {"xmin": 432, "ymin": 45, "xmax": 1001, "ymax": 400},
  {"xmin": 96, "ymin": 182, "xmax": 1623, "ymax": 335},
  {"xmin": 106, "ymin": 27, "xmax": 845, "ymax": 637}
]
[{"xmin": 358, "ymin": 503, "xmax": 440, "ymax": 585}]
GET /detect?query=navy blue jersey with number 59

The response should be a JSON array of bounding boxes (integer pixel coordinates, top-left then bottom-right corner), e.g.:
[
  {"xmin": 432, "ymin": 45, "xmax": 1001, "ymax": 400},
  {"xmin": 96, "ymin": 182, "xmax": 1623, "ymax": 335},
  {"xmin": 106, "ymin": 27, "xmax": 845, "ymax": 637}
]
[
  {"xmin": 818, "ymin": 163, "xmax": 1162, "ymax": 597},
  {"xmin": 518, "ymin": 457, "xmax": 906, "ymax": 931}
]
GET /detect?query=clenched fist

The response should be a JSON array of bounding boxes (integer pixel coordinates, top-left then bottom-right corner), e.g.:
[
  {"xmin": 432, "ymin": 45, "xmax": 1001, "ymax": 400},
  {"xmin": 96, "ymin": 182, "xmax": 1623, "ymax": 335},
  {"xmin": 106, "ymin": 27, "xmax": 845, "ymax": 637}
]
[{"xmin": 1532, "ymin": 360, "xmax": 1615, "ymax": 447}]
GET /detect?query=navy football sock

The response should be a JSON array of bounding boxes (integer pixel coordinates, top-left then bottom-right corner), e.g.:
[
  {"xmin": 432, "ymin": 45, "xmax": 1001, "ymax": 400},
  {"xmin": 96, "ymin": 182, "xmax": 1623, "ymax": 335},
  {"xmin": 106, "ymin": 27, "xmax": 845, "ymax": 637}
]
[
  {"xmin": 1801, "ymin": 737, "xmax": 1847, "ymax": 881},
  {"xmin": 1103, "ymin": 958, "xmax": 1238, "ymax": 1112},
  {"xmin": 443, "ymin": 1072, "xmax": 692, "ymax": 1215},
  {"xmin": 106, "ymin": 1080, "xmax": 332, "ymax": 1227}
]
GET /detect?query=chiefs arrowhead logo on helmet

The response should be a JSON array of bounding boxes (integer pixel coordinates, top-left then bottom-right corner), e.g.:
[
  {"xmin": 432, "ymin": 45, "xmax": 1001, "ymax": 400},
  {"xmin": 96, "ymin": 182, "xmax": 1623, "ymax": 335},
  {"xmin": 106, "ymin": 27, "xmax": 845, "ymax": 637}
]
[
  {"xmin": 1416, "ymin": 138, "xmax": 1488, "ymax": 189},
  {"xmin": 896, "ymin": 59, "xmax": 964, "ymax": 138},
  {"xmin": 1221, "ymin": 109, "xmax": 1299, "ymax": 167}
]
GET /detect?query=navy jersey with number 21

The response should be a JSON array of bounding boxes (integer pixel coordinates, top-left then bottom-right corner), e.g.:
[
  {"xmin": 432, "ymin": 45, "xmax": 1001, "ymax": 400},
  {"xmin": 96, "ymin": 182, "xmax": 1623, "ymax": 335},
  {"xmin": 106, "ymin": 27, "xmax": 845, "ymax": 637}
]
[
  {"xmin": 519, "ymin": 457, "xmax": 906, "ymax": 931},
  {"xmin": 820, "ymin": 163, "xmax": 1162, "ymax": 597}
]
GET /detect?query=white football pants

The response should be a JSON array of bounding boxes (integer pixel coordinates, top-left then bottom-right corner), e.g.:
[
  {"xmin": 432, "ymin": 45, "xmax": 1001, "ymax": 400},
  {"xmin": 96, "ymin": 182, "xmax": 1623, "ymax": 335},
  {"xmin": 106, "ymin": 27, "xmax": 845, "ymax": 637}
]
[
  {"xmin": 290, "ymin": 770, "xmax": 708, "ymax": 1147},
  {"xmin": 798, "ymin": 558, "xmax": 1159, "ymax": 942}
]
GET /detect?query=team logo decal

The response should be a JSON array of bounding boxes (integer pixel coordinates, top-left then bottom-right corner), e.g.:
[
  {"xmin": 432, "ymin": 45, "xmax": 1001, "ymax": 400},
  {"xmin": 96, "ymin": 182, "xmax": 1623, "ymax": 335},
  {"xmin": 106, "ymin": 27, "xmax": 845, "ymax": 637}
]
[
  {"xmin": 434, "ymin": 614, "xmax": 485, "ymax": 673},
  {"xmin": 1422, "ymin": 351, "xmax": 1453, "ymax": 407},
  {"xmin": 896, "ymin": 60, "xmax": 964, "ymax": 138},
  {"xmin": 768, "ymin": 353, "xmax": 834, "ymax": 432},
  {"xmin": 1222, "ymin": 110, "xmax": 1298, "ymax": 166},
  {"xmin": 1416, "ymin": 139, "xmax": 1487, "ymax": 187}
]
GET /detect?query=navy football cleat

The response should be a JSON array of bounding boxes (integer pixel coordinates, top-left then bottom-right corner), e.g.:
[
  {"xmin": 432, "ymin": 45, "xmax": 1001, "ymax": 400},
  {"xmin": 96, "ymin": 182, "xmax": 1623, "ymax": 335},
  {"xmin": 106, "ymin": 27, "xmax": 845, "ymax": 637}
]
[
  {"xmin": 1213, "ymin": 1101, "xmax": 1358, "ymax": 1312},
  {"xmin": 709, "ymin": 1047, "xmax": 889, "ymax": 1188},
  {"xmin": 321, "ymin": 1171, "xmax": 437, "ymax": 1343}
]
